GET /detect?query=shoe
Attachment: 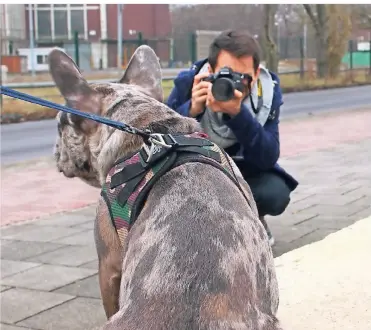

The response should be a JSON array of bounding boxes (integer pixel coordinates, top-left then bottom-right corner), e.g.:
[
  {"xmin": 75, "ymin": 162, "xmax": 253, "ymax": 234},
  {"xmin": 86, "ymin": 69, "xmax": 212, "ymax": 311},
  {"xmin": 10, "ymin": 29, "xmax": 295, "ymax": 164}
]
[{"xmin": 259, "ymin": 216, "xmax": 275, "ymax": 247}]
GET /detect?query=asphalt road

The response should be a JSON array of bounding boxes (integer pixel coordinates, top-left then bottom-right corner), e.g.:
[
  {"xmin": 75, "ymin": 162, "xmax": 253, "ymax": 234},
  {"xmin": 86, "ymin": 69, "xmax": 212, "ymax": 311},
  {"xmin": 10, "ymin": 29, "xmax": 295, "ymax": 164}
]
[{"xmin": 1, "ymin": 85, "xmax": 370, "ymax": 165}]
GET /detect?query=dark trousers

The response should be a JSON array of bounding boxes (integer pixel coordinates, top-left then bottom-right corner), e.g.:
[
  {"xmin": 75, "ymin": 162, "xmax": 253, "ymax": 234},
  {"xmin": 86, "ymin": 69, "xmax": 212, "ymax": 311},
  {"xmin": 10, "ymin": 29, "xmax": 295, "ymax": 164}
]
[{"xmin": 245, "ymin": 172, "xmax": 291, "ymax": 217}]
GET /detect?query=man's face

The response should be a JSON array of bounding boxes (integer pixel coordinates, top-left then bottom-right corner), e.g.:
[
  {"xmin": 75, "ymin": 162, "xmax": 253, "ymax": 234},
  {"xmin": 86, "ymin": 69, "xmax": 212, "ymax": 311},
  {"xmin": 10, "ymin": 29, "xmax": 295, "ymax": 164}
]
[{"xmin": 208, "ymin": 49, "xmax": 260, "ymax": 90}]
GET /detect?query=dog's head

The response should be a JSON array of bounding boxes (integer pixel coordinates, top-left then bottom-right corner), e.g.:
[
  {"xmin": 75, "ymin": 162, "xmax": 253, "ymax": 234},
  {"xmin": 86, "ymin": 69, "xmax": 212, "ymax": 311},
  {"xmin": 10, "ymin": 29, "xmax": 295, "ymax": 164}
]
[{"xmin": 49, "ymin": 45, "xmax": 199, "ymax": 188}]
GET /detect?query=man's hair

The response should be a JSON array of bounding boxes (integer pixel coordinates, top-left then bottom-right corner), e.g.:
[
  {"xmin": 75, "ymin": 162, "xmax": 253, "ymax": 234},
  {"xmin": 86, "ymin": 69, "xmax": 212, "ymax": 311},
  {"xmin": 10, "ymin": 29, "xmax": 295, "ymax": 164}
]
[{"xmin": 208, "ymin": 30, "xmax": 261, "ymax": 73}]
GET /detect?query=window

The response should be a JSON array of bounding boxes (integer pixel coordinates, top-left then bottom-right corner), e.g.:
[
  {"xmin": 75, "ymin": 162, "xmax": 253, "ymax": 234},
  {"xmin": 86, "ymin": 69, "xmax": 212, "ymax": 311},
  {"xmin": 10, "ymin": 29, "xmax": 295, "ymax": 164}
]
[
  {"xmin": 37, "ymin": 55, "xmax": 48, "ymax": 64},
  {"xmin": 37, "ymin": 10, "xmax": 52, "ymax": 38},
  {"xmin": 34, "ymin": 4, "xmax": 87, "ymax": 40},
  {"xmin": 54, "ymin": 9, "xmax": 68, "ymax": 38},
  {"xmin": 70, "ymin": 10, "xmax": 85, "ymax": 37}
]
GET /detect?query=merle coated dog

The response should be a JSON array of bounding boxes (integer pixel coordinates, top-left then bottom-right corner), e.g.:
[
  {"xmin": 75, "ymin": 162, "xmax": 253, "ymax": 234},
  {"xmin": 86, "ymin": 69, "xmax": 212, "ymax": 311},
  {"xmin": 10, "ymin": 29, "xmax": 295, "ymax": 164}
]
[{"xmin": 48, "ymin": 45, "xmax": 281, "ymax": 330}]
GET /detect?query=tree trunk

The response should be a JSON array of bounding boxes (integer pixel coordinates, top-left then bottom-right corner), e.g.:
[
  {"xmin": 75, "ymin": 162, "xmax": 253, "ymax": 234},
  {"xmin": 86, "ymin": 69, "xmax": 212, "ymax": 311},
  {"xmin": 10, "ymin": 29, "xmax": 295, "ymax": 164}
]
[
  {"xmin": 315, "ymin": 33, "xmax": 328, "ymax": 78},
  {"xmin": 263, "ymin": 4, "xmax": 279, "ymax": 72},
  {"xmin": 303, "ymin": 4, "xmax": 329, "ymax": 78}
]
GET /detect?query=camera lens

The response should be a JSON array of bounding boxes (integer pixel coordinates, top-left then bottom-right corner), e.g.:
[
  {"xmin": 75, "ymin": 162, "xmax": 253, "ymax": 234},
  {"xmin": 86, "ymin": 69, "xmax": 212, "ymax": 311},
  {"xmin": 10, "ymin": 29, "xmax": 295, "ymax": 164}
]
[{"xmin": 212, "ymin": 78, "xmax": 235, "ymax": 101}]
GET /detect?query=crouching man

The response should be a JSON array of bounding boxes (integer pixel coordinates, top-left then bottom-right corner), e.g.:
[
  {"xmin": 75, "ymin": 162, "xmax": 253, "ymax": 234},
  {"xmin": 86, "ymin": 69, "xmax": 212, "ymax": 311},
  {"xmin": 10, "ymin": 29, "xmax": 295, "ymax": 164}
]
[{"xmin": 166, "ymin": 29, "xmax": 299, "ymax": 246}]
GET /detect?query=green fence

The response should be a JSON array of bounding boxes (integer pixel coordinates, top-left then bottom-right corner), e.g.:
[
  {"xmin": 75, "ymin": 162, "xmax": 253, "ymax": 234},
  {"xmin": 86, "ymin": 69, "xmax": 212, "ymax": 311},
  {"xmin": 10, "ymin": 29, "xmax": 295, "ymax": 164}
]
[{"xmin": 342, "ymin": 51, "xmax": 371, "ymax": 69}]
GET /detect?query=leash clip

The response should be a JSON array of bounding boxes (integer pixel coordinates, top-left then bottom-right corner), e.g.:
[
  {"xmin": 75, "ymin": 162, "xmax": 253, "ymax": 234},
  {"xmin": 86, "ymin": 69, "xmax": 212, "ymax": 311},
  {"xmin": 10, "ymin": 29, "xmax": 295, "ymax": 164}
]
[{"xmin": 142, "ymin": 133, "xmax": 176, "ymax": 163}]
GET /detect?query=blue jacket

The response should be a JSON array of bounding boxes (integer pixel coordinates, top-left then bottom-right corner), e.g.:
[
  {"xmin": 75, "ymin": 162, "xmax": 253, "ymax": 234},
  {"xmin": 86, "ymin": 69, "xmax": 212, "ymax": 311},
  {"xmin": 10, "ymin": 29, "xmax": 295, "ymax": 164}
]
[{"xmin": 166, "ymin": 59, "xmax": 298, "ymax": 191}]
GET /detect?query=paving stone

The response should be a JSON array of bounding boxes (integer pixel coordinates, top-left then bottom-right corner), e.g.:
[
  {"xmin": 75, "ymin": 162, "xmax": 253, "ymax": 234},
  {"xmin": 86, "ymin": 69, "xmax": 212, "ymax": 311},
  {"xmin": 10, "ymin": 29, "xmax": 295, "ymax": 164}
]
[
  {"xmin": 1, "ymin": 224, "xmax": 40, "ymax": 237},
  {"xmin": 346, "ymin": 194, "xmax": 371, "ymax": 208},
  {"xmin": 299, "ymin": 215, "xmax": 353, "ymax": 229},
  {"xmin": 285, "ymin": 227, "xmax": 338, "ymax": 252},
  {"xmin": 267, "ymin": 210, "xmax": 319, "ymax": 227},
  {"xmin": 77, "ymin": 206, "xmax": 97, "ymax": 218},
  {"xmin": 0, "ymin": 324, "xmax": 36, "ymax": 330},
  {"xmin": 273, "ymin": 227, "xmax": 338, "ymax": 258},
  {"xmin": 348, "ymin": 206, "xmax": 371, "ymax": 221},
  {"xmin": 72, "ymin": 220, "xmax": 95, "ymax": 230},
  {"xmin": 1, "ymin": 260, "xmax": 40, "ymax": 279},
  {"xmin": 54, "ymin": 274, "xmax": 101, "ymax": 299},
  {"xmin": 79, "ymin": 259, "xmax": 98, "ymax": 270},
  {"xmin": 53, "ymin": 229, "xmax": 95, "ymax": 246},
  {"xmin": 272, "ymin": 241, "xmax": 294, "ymax": 258},
  {"xmin": 1, "ymin": 288, "xmax": 74, "ymax": 324},
  {"xmin": 1, "ymin": 285, "xmax": 12, "ymax": 292},
  {"xmin": 0, "ymin": 239, "xmax": 13, "ymax": 247},
  {"xmin": 286, "ymin": 198, "xmax": 318, "ymax": 213},
  {"xmin": 1, "ymin": 225, "xmax": 85, "ymax": 243},
  {"xmin": 32, "ymin": 213, "xmax": 93, "ymax": 227},
  {"xmin": 1, "ymin": 241, "xmax": 65, "ymax": 261},
  {"xmin": 293, "ymin": 203, "xmax": 369, "ymax": 218},
  {"xmin": 17, "ymin": 297, "xmax": 106, "ymax": 330},
  {"xmin": 269, "ymin": 223, "xmax": 318, "ymax": 244},
  {"xmin": 25, "ymin": 245, "xmax": 97, "ymax": 267},
  {"xmin": 1, "ymin": 264, "xmax": 96, "ymax": 291},
  {"xmin": 293, "ymin": 191, "xmax": 367, "ymax": 208}
]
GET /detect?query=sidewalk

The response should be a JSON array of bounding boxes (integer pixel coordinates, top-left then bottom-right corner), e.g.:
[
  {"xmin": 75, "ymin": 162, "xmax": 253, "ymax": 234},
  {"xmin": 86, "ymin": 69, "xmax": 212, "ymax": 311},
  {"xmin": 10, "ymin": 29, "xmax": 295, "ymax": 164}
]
[
  {"xmin": 1, "ymin": 108, "xmax": 371, "ymax": 329},
  {"xmin": 276, "ymin": 216, "xmax": 371, "ymax": 330}
]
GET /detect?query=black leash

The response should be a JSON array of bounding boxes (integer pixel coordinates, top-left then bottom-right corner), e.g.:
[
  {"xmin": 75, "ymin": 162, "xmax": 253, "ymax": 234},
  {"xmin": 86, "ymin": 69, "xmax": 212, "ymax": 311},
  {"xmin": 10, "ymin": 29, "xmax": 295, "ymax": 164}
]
[{"xmin": 0, "ymin": 86, "xmax": 152, "ymax": 141}]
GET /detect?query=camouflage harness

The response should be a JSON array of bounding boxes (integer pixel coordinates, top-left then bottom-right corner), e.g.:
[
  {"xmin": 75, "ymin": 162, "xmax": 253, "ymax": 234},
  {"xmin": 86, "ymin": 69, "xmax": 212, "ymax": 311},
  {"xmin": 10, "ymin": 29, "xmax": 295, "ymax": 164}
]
[{"xmin": 101, "ymin": 132, "xmax": 249, "ymax": 246}]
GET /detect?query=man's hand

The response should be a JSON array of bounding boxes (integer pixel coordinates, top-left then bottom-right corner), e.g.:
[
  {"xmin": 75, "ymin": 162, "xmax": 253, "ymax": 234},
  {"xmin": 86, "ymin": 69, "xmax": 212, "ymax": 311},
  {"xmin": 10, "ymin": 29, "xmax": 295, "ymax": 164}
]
[
  {"xmin": 206, "ymin": 86, "xmax": 244, "ymax": 117},
  {"xmin": 190, "ymin": 73, "xmax": 211, "ymax": 117}
]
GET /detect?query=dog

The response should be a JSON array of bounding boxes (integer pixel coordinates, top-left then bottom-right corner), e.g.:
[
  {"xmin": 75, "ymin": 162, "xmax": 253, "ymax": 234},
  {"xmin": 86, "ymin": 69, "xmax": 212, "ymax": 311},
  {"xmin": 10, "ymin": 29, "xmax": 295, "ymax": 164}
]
[{"xmin": 48, "ymin": 45, "xmax": 281, "ymax": 330}]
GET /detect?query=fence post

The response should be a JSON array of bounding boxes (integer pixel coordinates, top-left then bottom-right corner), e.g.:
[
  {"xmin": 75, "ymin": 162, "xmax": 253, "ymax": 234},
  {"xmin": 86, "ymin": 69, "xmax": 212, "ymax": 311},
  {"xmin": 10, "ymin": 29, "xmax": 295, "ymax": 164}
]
[
  {"xmin": 169, "ymin": 38, "xmax": 174, "ymax": 68},
  {"xmin": 299, "ymin": 36, "xmax": 305, "ymax": 80},
  {"xmin": 74, "ymin": 31, "xmax": 80, "ymax": 68},
  {"xmin": 138, "ymin": 32, "xmax": 143, "ymax": 46},
  {"xmin": 348, "ymin": 40, "xmax": 353, "ymax": 76},
  {"xmin": 189, "ymin": 32, "xmax": 197, "ymax": 63},
  {"xmin": 8, "ymin": 41, "xmax": 13, "ymax": 55}
]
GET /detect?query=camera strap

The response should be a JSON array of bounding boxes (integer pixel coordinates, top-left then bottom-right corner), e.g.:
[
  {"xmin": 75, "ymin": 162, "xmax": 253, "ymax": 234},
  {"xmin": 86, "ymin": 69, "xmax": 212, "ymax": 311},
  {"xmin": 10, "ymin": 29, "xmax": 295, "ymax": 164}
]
[{"xmin": 249, "ymin": 79, "xmax": 263, "ymax": 114}]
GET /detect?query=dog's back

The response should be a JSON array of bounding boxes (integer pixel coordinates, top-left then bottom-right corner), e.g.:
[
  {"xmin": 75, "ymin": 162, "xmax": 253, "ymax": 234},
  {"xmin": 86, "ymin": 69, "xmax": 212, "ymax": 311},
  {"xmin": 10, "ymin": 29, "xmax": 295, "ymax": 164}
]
[
  {"xmin": 104, "ymin": 162, "xmax": 280, "ymax": 330},
  {"xmin": 48, "ymin": 45, "xmax": 281, "ymax": 330}
]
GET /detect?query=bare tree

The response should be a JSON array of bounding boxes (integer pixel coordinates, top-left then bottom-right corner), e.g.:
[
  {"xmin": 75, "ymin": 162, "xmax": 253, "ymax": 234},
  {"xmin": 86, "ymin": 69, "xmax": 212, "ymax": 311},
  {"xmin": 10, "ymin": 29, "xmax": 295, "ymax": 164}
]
[
  {"xmin": 327, "ymin": 5, "xmax": 352, "ymax": 77},
  {"xmin": 170, "ymin": 4, "xmax": 265, "ymax": 62},
  {"xmin": 263, "ymin": 4, "xmax": 279, "ymax": 72},
  {"xmin": 304, "ymin": 4, "xmax": 353, "ymax": 78},
  {"xmin": 303, "ymin": 4, "xmax": 328, "ymax": 78},
  {"xmin": 353, "ymin": 4, "xmax": 371, "ymax": 29}
]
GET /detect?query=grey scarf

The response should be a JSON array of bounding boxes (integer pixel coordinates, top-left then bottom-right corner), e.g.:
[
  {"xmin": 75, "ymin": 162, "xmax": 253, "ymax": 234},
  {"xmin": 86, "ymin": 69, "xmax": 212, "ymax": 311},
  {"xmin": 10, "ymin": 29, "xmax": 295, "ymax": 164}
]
[{"xmin": 199, "ymin": 64, "xmax": 275, "ymax": 149}]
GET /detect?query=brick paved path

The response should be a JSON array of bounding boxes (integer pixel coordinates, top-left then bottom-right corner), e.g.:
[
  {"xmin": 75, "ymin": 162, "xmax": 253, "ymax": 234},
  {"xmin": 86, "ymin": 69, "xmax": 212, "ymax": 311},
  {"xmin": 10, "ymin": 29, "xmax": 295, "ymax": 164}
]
[{"xmin": 1, "ymin": 108, "xmax": 371, "ymax": 329}]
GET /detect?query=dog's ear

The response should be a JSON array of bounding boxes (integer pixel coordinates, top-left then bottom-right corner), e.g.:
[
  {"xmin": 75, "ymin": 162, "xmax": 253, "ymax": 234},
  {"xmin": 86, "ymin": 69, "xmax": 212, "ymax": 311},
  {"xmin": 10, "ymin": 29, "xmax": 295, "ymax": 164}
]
[
  {"xmin": 119, "ymin": 45, "xmax": 163, "ymax": 102},
  {"xmin": 48, "ymin": 48, "xmax": 101, "ymax": 133}
]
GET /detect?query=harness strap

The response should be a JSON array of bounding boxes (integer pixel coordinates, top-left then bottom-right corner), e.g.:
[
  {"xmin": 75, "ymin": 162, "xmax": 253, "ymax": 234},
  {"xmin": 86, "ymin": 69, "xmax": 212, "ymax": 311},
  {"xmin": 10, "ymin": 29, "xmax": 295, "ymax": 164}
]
[
  {"xmin": 162, "ymin": 134, "xmax": 214, "ymax": 147},
  {"xmin": 102, "ymin": 133, "xmax": 252, "ymax": 247},
  {"xmin": 117, "ymin": 172, "xmax": 147, "ymax": 206},
  {"xmin": 129, "ymin": 152, "xmax": 179, "ymax": 223},
  {"xmin": 110, "ymin": 162, "xmax": 146, "ymax": 189},
  {"xmin": 117, "ymin": 153, "xmax": 177, "ymax": 208}
]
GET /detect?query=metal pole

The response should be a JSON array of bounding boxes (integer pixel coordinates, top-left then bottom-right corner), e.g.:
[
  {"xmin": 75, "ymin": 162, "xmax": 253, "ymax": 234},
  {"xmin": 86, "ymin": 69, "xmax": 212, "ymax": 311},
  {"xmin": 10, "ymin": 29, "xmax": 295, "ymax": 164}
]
[
  {"xmin": 28, "ymin": 4, "xmax": 35, "ymax": 78},
  {"xmin": 117, "ymin": 4, "xmax": 123, "ymax": 69},
  {"xmin": 277, "ymin": 20, "xmax": 281, "ymax": 58},
  {"xmin": 303, "ymin": 23, "xmax": 307, "ymax": 60},
  {"xmin": 74, "ymin": 30, "xmax": 79, "ymax": 67}
]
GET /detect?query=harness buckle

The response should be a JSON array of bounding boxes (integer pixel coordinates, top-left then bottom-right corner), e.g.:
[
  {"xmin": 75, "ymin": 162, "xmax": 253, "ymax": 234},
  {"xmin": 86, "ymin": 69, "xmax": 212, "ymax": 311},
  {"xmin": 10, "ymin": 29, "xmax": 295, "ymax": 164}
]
[{"xmin": 142, "ymin": 134, "xmax": 177, "ymax": 163}]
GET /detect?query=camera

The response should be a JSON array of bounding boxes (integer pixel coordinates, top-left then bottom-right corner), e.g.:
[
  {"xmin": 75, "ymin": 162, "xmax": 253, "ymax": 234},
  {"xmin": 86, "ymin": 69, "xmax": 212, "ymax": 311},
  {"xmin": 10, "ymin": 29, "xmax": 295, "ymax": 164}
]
[{"xmin": 201, "ymin": 66, "xmax": 251, "ymax": 102}]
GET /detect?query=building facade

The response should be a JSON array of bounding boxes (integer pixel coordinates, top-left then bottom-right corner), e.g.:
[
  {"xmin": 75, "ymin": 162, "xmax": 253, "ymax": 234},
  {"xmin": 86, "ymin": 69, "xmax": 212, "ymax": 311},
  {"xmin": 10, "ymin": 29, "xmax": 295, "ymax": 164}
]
[
  {"xmin": 20, "ymin": 4, "xmax": 171, "ymax": 71},
  {"xmin": 0, "ymin": 4, "xmax": 27, "ymax": 56}
]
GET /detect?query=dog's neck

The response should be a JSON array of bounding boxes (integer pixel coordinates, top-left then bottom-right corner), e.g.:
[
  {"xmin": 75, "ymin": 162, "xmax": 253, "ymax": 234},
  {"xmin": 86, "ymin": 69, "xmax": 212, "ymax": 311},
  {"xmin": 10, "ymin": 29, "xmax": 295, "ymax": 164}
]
[{"xmin": 92, "ymin": 102, "xmax": 201, "ymax": 186}]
